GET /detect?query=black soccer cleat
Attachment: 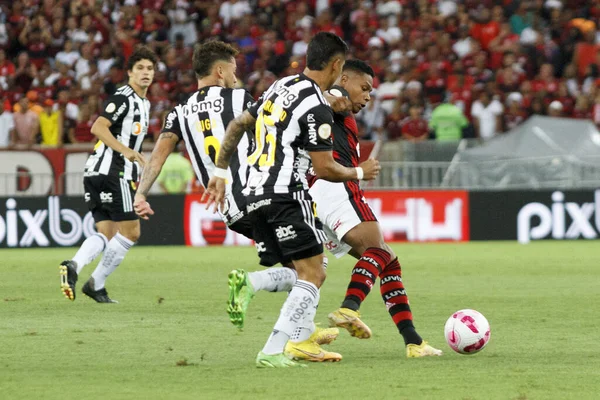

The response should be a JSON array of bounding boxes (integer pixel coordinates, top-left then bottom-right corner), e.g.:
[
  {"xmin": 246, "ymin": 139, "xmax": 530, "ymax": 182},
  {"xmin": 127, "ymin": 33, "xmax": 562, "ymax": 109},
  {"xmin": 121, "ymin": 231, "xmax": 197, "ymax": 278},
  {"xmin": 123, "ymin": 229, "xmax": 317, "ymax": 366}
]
[
  {"xmin": 82, "ymin": 278, "xmax": 118, "ymax": 303},
  {"xmin": 59, "ymin": 260, "xmax": 78, "ymax": 301}
]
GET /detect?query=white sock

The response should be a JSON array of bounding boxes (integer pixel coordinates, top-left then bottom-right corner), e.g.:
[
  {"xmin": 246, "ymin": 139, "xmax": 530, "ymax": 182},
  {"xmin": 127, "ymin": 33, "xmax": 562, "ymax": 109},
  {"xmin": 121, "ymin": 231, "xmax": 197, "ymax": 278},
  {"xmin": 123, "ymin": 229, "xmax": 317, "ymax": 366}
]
[
  {"xmin": 261, "ymin": 280, "xmax": 319, "ymax": 355},
  {"xmin": 90, "ymin": 233, "xmax": 134, "ymax": 290},
  {"xmin": 248, "ymin": 267, "xmax": 297, "ymax": 292},
  {"xmin": 290, "ymin": 290, "xmax": 320, "ymax": 343},
  {"xmin": 73, "ymin": 233, "xmax": 108, "ymax": 274}
]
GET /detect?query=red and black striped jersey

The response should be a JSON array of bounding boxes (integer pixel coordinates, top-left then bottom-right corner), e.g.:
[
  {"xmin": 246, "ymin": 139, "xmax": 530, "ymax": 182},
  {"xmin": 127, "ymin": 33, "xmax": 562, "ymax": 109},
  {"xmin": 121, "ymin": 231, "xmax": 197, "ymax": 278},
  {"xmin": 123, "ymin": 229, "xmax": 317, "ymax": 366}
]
[{"xmin": 307, "ymin": 85, "xmax": 360, "ymax": 187}]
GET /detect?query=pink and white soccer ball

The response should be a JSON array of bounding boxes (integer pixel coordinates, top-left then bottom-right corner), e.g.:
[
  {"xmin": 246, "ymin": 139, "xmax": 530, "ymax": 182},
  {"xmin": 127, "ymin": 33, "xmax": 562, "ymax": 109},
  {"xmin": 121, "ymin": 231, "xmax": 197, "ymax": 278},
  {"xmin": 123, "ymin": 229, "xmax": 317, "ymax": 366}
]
[{"xmin": 444, "ymin": 309, "xmax": 491, "ymax": 354}]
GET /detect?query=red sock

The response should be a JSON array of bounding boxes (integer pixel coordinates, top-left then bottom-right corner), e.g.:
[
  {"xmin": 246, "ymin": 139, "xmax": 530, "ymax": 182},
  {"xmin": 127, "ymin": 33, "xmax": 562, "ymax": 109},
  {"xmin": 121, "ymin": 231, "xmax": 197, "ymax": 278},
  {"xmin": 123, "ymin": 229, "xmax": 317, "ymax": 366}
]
[
  {"xmin": 380, "ymin": 258, "xmax": 422, "ymax": 345},
  {"xmin": 341, "ymin": 247, "xmax": 391, "ymax": 311}
]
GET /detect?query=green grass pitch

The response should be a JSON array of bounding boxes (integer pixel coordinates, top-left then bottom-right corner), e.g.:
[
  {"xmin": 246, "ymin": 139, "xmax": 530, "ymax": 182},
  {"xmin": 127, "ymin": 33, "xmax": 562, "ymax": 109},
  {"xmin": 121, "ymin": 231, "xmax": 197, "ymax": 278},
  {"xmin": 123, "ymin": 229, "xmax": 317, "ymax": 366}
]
[{"xmin": 1, "ymin": 242, "xmax": 599, "ymax": 399}]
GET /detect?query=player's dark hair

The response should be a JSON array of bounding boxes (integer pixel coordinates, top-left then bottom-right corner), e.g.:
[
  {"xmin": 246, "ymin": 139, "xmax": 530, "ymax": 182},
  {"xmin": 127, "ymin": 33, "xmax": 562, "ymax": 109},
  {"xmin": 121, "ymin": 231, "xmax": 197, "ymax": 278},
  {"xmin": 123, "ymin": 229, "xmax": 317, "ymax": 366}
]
[
  {"xmin": 343, "ymin": 59, "xmax": 374, "ymax": 77},
  {"xmin": 126, "ymin": 46, "xmax": 158, "ymax": 71},
  {"xmin": 306, "ymin": 32, "xmax": 348, "ymax": 71},
  {"xmin": 193, "ymin": 41, "xmax": 239, "ymax": 78}
]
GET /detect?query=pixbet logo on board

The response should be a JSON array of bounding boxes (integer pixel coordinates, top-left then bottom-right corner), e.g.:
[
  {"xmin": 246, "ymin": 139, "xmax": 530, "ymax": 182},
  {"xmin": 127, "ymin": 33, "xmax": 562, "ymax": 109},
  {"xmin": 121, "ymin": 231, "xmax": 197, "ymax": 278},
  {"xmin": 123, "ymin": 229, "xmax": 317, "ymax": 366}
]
[
  {"xmin": 517, "ymin": 190, "xmax": 600, "ymax": 244},
  {"xmin": 0, "ymin": 197, "xmax": 95, "ymax": 247}
]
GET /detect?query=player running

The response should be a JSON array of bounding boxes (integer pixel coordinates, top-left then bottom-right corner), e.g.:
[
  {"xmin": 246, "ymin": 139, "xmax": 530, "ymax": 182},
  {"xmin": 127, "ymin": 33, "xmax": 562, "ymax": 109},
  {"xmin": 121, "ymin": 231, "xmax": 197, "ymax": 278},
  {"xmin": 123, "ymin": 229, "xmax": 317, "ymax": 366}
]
[
  {"xmin": 133, "ymin": 40, "xmax": 348, "ymax": 363},
  {"xmin": 311, "ymin": 59, "xmax": 442, "ymax": 358},
  {"xmin": 227, "ymin": 59, "xmax": 442, "ymax": 358},
  {"xmin": 59, "ymin": 46, "xmax": 157, "ymax": 303},
  {"xmin": 203, "ymin": 32, "xmax": 380, "ymax": 368}
]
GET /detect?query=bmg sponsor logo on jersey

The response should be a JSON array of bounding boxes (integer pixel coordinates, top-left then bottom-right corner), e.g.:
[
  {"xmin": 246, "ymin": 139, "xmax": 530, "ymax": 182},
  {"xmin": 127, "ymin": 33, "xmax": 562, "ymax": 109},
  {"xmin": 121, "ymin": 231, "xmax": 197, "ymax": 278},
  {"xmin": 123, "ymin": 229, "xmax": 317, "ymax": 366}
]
[
  {"xmin": 181, "ymin": 97, "xmax": 223, "ymax": 116},
  {"xmin": 274, "ymin": 85, "xmax": 299, "ymax": 107},
  {"xmin": 275, "ymin": 224, "xmax": 297, "ymax": 242},
  {"xmin": 517, "ymin": 190, "xmax": 600, "ymax": 244}
]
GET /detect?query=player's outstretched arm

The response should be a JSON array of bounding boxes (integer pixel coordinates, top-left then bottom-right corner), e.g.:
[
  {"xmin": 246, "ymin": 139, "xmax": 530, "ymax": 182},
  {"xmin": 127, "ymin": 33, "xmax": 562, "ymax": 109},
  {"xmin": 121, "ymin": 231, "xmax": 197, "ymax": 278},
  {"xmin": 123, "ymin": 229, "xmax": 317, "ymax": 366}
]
[
  {"xmin": 309, "ymin": 151, "xmax": 380, "ymax": 182},
  {"xmin": 91, "ymin": 116, "xmax": 146, "ymax": 167},
  {"xmin": 203, "ymin": 110, "xmax": 256, "ymax": 213},
  {"xmin": 134, "ymin": 132, "xmax": 178, "ymax": 219},
  {"xmin": 215, "ymin": 110, "xmax": 256, "ymax": 169}
]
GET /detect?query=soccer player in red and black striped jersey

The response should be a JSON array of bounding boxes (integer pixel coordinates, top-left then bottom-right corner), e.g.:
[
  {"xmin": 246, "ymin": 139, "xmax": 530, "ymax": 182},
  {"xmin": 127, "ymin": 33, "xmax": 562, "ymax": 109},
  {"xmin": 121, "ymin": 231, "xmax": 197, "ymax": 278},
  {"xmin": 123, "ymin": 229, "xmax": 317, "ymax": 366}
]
[
  {"xmin": 310, "ymin": 59, "xmax": 443, "ymax": 358},
  {"xmin": 204, "ymin": 33, "xmax": 381, "ymax": 368}
]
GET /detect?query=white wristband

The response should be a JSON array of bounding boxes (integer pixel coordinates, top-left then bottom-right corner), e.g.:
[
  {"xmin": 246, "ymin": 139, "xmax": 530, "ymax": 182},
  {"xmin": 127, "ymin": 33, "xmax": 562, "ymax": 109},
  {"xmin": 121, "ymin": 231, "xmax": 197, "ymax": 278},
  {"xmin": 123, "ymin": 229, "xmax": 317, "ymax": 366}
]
[
  {"xmin": 355, "ymin": 167, "xmax": 364, "ymax": 180},
  {"xmin": 213, "ymin": 167, "xmax": 228, "ymax": 179}
]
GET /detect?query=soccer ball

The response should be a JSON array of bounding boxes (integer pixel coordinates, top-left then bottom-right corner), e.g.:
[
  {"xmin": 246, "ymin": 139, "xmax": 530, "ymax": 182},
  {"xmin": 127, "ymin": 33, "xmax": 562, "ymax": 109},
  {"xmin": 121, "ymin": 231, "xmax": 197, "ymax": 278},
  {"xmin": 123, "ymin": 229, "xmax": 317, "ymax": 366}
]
[{"xmin": 444, "ymin": 309, "xmax": 491, "ymax": 354}]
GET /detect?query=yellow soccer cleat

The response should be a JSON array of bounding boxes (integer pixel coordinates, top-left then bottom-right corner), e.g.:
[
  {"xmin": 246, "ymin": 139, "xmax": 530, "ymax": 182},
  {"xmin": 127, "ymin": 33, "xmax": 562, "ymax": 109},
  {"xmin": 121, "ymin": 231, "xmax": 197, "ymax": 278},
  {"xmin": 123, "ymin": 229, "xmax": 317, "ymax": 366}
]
[
  {"xmin": 285, "ymin": 340, "xmax": 342, "ymax": 362},
  {"xmin": 309, "ymin": 327, "xmax": 339, "ymax": 345},
  {"xmin": 328, "ymin": 308, "xmax": 372, "ymax": 339},
  {"xmin": 406, "ymin": 341, "xmax": 443, "ymax": 358}
]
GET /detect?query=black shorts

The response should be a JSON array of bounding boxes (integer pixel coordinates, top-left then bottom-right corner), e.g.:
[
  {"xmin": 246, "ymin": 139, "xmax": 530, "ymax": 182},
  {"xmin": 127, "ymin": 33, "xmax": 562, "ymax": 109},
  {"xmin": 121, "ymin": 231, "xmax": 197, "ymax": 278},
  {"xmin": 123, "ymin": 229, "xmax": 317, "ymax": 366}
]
[
  {"xmin": 228, "ymin": 213, "xmax": 281, "ymax": 266},
  {"xmin": 83, "ymin": 175, "xmax": 138, "ymax": 223},
  {"xmin": 246, "ymin": 191, "xmax": 326, "ymax": 267}
]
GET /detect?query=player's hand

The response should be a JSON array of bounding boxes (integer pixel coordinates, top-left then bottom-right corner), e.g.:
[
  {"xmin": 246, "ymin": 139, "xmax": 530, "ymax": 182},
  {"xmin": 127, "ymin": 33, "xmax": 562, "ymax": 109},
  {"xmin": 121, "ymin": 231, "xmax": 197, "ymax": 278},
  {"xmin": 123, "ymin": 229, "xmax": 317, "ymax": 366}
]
[
  {"xmin": 325, "ymin": 95, "xmax": 352, "ymax": 113},
  {"xmin": 202, "ymin": 176, "xmax": 226, "ymax": 213},
  {"xmin": 359, "ymin": 159, "xmax": 381, "ymax": 180},
  {"xmin": 133, "ymin": 195, "xmax": 154, "ymax": 220},
  {"xmin": 123, "ymin": 149, "xmax": 147, "ymax": 168}
]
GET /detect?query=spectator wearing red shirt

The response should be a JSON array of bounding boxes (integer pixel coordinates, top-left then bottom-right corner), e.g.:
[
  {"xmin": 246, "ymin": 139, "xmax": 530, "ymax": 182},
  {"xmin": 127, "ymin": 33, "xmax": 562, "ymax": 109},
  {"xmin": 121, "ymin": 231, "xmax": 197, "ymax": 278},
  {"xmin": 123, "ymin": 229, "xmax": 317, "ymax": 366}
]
[
  {"xmin": 462, "ymin": 40, "xmax": 482, "ymax": 70},
  {"xmin": 0, "ymin": 49, "xmax": 15, "ymax": 79},
  {"xmin": 13, "ymin": 51, "xmax": 37, "ymax": 93},
  {"xmin": 554, "ymin": 83, "xmax": 576, "ymax": 116},
  {"xmin": 352, "ymin": 19, "xmax": 371, "ymax": 59},
  {"xmin": 68, "ymin": 103, "xmax": 94, "ymax": 144},
  {"xmin": 488, "ymin": 23, "xmax": 520, "ymax": 70},
  {"xmin": 385, "ymin": 101, "xmax": 406, "ymax": 141},
  {"xmin": 449, "ymin": 73, "xmax": 475, "ymax": 119},
  {"xmin": 423, "ymin": 64, "xmax": 446, "ymax": 106},
  {"xmin": 497, "ymin": 67, "xmax": 522, "ymax": 93},
  {"xmin": 418, "ymin": 46, "xmax": 452, "ymax": 77},
  {"xmin": 401, "ymin": 104, "xmax": 429, "ymax": 142},
  {"xmin": 532, "ymin": 64, "xmax": 559, "ymax": 94},
  {"xmin": 314, "ymin": 10, "xmax": 343, "ymax": 38},
  {"xmin": 470, "ymin": 8, "xmax": 501, "ymax": 50},
  {"xmin": 468, "ymin": 51, "xmax": 494, "ymax": 84}
]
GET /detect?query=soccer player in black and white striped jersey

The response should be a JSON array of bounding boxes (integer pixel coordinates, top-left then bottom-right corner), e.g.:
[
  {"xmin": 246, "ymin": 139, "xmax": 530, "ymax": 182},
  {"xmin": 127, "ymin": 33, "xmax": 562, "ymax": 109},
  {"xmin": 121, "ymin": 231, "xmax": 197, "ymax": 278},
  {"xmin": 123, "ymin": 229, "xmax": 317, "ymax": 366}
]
[
  {"xmin": 59, "ymin": 46, "xmax": 158, "ymax": 303},
  {"xmin": 133, "ymin": 41, "xmax": 254, "ymax": 233},
  {"xmin": 204, "ymin": 32, "xmax": 381, "ymax": 367},
  {"xmin": 133, "ymin": 42, "xmax": 305, "ymax": 314}
]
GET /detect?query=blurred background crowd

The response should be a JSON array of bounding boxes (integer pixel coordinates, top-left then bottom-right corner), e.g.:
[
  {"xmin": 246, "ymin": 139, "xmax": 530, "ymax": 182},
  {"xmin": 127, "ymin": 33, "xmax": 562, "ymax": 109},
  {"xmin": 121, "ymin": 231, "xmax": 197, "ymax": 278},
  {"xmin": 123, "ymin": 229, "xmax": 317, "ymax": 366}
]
[{"xmin": 2, "ymin": 0, "xmax": 600, "ymax": 149}]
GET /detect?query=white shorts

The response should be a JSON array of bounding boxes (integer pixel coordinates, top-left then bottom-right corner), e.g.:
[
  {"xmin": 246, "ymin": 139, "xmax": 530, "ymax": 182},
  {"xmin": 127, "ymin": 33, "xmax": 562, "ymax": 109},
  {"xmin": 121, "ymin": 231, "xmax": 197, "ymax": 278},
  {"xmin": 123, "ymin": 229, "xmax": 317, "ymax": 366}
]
[{"xmin": 308, "ymin": 179, "xmax": 377, "ymax": 258}]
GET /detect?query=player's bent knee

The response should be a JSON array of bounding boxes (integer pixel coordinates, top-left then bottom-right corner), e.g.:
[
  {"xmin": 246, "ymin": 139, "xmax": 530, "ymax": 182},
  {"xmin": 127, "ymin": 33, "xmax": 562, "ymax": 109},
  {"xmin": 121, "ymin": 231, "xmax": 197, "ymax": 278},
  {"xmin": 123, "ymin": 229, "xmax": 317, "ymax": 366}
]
[
  {"xmin": 117, "ymin": 221, "xmax": 141, "ymax": 243},
  {"xmin": 122, "ymin": 228, "xmax": 141, "ymax": 243}
]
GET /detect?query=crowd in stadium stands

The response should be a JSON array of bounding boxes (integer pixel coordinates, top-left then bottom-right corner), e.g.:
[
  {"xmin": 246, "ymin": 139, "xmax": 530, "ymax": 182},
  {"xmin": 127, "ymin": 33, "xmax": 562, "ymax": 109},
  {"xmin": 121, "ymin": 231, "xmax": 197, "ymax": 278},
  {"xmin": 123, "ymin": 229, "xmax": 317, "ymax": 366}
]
[{"xmin": 2, "ymin": 0, "xmax": 600, "ymax": 148}]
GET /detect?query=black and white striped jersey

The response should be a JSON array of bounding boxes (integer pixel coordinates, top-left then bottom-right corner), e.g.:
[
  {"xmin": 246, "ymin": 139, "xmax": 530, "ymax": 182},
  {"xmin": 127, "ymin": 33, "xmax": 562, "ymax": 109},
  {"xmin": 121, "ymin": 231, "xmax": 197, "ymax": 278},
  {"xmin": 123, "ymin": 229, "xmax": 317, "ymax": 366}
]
[
  {"xmin": 84, "ymin": 84, "xmax": 151, "ymax": 182},
  {"xmin": 244, "ymin": 73, "xmax": 334, "ymax": 197},
  {"xmin": 161, "ymin": 86, "xmax": 254, "ymax": 224}
]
